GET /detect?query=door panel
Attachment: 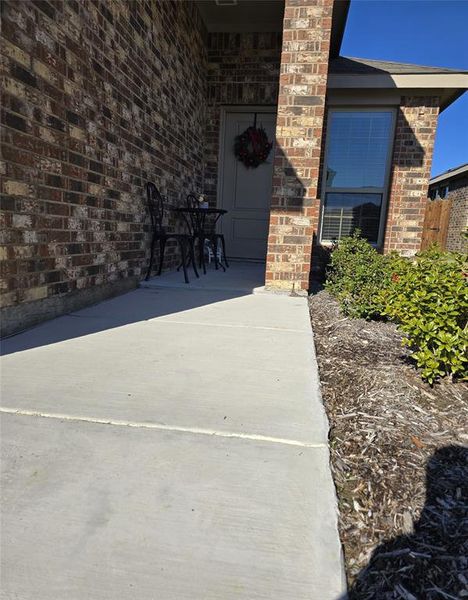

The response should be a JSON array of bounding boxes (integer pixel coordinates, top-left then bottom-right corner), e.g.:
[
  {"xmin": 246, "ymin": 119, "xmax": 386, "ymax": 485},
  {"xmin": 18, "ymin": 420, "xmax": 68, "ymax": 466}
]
[
  {"xmin": 220, "ymin": 112, "xmax": 276, "ymax": 260},
  {"xmin": 232, "ymin": 217, "xmax": 270, "ymax": 241}
]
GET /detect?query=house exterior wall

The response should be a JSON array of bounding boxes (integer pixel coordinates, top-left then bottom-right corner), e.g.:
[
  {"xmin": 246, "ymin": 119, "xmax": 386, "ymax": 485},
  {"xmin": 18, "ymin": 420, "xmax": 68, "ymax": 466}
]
[
  {"xmin": 445, "ymin": 179, "xmax": 468, "ymax": 252},
  {"xmin": 383, "ymin": 96, "xmax": 440, "ymax": 255},
  {"xmin": 0, "ymin": 0, "xmax": 207, "ymax": 335},
  {"xmin": 265, "ymin": 0, "xmax": 333, "ymax": 291},
  {"xmin": 310, "ymin": 96, "xmax": 441, "ymax": 279},
  {"xmin": 0, "ymin": 0, "xmax": 453, "ymax": 335},
  {"xmin": 204, "ymin": 32, "xmax": 282, "ymax": 206}
]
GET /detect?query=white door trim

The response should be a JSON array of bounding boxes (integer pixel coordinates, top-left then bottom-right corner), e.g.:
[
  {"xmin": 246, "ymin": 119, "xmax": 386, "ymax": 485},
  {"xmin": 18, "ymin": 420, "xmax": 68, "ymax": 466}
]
[{"xmin": 216, "ymin": 105, "xmax": 277, "ymax": 237}]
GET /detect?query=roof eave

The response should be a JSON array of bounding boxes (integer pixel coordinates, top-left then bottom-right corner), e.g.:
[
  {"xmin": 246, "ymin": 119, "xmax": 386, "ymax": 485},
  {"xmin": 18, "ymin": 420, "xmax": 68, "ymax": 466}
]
[
  {"xmin": 430, "ymin": 164, "xmax": 468, "ymax": 185},
  {"xmin": 330, "ymin": 1, "xmax": 350, "ymax": 58},
  {"xmin": 327, "ymin": 72, "xmax": 468, "ymax": 111},
  {"xmin": 440, "ymin": 88, "xmax": 465, "ymax": 112}
]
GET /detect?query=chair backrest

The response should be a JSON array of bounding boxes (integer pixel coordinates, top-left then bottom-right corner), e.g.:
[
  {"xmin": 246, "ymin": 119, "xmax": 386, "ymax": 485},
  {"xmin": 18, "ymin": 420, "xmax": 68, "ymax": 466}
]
[
  {"xmin": 147, "ymin": 182, "xmax": 164, "ymax": 232},
  {"xmin": 185, "ymin": 193, "xmax": 201, "ymax": 233},
  {"xmin": 186, "ymin": 193, "xmax": 217, "ymax": 234},
  {"xmin": 186, "ymin": 193, "xmax": 199, "ymax": 210}
]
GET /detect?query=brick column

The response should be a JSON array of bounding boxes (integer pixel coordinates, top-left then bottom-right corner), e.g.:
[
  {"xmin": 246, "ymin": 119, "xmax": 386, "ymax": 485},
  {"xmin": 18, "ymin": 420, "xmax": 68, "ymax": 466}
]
[
  {"xmin": 265, "ymin": 0, "xmax": 333, "ymax": 291},
  {"xmin": 383, "ymin": 96, "xmax": 440, "ymax": 255}
]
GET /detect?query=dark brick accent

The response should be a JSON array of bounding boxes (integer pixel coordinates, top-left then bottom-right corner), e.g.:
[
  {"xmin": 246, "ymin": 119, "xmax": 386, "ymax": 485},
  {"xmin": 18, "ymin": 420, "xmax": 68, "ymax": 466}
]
[{"xmin": 10, "ymin": 64, "xmax": 37, "ymax": 88}]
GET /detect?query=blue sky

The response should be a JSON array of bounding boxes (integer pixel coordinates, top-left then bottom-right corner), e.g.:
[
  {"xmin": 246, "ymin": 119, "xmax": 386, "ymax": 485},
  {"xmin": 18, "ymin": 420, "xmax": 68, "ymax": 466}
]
[{"xmin": 341, "ymin": 0, "xmax": 468, "ymax": 176}]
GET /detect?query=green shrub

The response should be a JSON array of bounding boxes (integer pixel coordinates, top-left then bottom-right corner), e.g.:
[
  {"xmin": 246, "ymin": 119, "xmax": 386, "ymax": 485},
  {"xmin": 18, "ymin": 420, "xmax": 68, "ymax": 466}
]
[
  {"xmin": 381, "ymin": 246, "xmax": 468, "ymax": 384},
  {"xmin": 325, "ymin": 234, "xmax": 468, "ymax": 383},
  {"xmin": 324, "ymin": 231, "xmax": 393, "ymax": 319}
]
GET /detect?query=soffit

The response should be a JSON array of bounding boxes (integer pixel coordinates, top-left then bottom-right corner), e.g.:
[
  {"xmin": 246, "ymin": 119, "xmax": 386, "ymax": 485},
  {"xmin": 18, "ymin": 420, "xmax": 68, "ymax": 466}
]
[
  {"xmin": 327, "ymin": 57, "xmax": 468, "ymax": 111},
  {"xmin": 195, "ymin": 0, "xmax": 284, "ymax": 32},
  {"xmin": 195, "ymin": 0, "xmax": 349, "ymax": 56}
]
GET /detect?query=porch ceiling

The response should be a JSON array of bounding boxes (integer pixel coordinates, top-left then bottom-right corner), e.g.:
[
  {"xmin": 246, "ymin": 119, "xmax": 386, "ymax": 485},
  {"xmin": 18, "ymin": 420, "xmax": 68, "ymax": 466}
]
[
  {"xmin": 196, "ymin": 0, "xmax": 350, "ymax": 57},
  {"xmin": 195, "ymin": 0, "xmax": 284, "ymax": 32}
]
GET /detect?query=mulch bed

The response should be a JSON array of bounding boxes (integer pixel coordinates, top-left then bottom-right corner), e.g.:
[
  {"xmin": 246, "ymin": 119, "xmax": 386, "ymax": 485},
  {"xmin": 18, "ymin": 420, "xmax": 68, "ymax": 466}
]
[{"xmin": 309, "ymin": 290, "xmax": 468, "ymax": 599}]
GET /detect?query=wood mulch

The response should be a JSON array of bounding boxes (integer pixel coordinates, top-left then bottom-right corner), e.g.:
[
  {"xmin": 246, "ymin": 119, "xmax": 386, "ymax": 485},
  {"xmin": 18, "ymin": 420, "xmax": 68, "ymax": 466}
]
[{"xmin": 309, "ymin": 290, "xmax": 468, "ymax": 599}]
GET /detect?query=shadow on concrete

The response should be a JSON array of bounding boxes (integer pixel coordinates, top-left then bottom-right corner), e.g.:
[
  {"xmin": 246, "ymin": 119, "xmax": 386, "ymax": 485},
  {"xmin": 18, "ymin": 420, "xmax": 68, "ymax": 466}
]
[
  {"xmin": 346, "ymin": 445, "xmax": 468, "ymax": 599},
  {"xmin": 1, "ymin": 262, "xmax": 265, "ymax": 356}
]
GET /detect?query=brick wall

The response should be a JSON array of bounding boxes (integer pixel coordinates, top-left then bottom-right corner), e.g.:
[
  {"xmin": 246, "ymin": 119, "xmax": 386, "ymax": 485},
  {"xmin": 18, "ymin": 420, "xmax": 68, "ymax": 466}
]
[
  {"xmin": 265, "ymin": 0, "xmax": 333, "ymax": 291},
  {"xmin": 445, "ymin": 178, "xmax": 468, "ymax": 253},
  {"xmin": 383, "ymin": 96, "xmax": 440, "ymax": 255},
  {"xmin": 204, "ymin": 32, "xmax": 282, "ymax": 205},
  {"xmin": 0, "ymin": 0, "xmax": 207, "ymax": 332},
  {"xmin": 1, "ymin": 0, "xmax": 448, "ymax": 330}
]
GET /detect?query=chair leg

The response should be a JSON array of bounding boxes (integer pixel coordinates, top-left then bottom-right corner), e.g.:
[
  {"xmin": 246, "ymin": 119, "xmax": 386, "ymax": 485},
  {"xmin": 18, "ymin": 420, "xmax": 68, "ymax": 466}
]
[
  {"xmin": 158, "ymin": 237, "xmax": 166, "ymax": 276},
  {"xmin": 146, "ymin": 232, "xmax": 156, "ymax": 280},
  {"xmin": 213, "ymin": 236, "xmax": 225, "ymax": 272},
  {"xmin": 199, "ymin": 235, "xmax": 206, "ymax": 275},
  {"xmin": 177, "ymin": 245, "xmax": 190, "ymax": 272},
  {"xmin": 189, "ymin": 238, "xmax": 199, "ymax": 278},
  {"xmin": 198, "ymin": 235, "xmax": 203, "ymax": 269},
  {"xmin": 220, "ymin": 235, "xmax": 229, "ymax": 268},
  {"xmin": 212, "ymin": 236, "xmax": 219, "ymax": 270},
  {"xmin": 179, "ymin": 239, "xmax": 189, "ymax": 284}
]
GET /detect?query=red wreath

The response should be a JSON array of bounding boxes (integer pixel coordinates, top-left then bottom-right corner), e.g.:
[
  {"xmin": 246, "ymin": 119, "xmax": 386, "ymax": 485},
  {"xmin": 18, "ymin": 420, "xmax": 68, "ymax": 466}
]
[{"xmin": 234, "ymin": 126, "xmax": 273, "ymax": 168}]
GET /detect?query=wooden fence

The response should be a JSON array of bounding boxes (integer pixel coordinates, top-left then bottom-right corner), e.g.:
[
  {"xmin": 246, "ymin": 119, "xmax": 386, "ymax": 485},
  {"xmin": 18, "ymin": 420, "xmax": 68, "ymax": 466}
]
[{"xmin": 420, "ymin": 198, "xmax": 452, "ymax": 250}]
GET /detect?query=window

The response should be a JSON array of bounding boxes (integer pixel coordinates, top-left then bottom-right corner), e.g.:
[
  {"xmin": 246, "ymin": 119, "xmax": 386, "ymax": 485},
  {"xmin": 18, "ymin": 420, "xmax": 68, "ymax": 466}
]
[{"xmin": 320, "ymin": 109, "xmax": 395, "ymax": 245}]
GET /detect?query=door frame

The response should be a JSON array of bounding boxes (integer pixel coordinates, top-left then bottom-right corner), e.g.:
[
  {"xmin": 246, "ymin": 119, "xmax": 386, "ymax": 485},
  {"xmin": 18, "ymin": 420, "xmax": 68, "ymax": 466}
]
[{"xmin": 216, "ymin": 105, "xmax": 277, "ymax": 241}]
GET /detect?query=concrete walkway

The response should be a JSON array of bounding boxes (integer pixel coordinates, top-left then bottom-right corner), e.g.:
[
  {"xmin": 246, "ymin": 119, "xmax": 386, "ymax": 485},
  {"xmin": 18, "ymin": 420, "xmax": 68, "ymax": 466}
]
[{"xmin": 0, "ymin": 262, "xmax": 345, "ymax": 600}]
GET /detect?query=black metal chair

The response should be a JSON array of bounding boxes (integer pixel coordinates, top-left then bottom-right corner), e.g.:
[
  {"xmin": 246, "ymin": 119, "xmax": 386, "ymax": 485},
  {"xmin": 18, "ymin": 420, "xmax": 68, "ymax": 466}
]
[
  {"xmin": 145, "ymin": 182, "xmax": 198, "ymax": 284},
  {"xmin": 186, "ymin": 194, "xmax": 229, "ymax": 274}
]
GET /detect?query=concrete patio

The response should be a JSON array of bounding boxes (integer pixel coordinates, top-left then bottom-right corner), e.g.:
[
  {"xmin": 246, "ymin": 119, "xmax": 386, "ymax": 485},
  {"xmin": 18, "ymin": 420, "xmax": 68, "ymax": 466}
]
[{"xmin": 0, "ymin": 262, "xmax": 345, "ymax": 600}]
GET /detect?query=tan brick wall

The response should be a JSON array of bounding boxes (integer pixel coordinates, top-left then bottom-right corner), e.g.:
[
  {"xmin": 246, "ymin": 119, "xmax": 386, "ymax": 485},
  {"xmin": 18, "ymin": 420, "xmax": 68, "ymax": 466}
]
[
  {"xmin": 446, "ymin": 180, "xmax": 468, "ymax": 253},
  {"xmin": 1, "ymin": 0, "xmax": 207, "ymax": 312},
  {"xmin": 383, "ymin": 97, "xmax": 440, "ymax": 256},
  {"xmin": 265, "ymin": 0, "xmax": 333, "ymax": 291}
]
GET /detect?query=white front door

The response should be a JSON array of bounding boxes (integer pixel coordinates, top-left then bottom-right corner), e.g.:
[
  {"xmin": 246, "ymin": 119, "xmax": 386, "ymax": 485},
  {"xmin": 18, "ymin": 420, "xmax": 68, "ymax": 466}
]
[{"xmin": 219, "ymin": 111, "xmax": 276, "ymax": 261}]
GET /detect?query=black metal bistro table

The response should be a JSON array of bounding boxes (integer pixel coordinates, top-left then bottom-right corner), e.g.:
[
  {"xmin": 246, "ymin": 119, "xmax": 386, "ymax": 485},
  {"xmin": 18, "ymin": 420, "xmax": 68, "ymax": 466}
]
[{"xmin": 172, "ymin": 207, "xmax": 228, "ymax": 274}]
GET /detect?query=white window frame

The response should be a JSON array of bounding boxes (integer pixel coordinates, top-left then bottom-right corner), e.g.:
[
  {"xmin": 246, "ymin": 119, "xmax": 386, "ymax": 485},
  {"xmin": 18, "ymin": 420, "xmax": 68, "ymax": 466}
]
[{"xmin": 318, "ymin": 107, "xmax": 397, "ymax": 248}]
